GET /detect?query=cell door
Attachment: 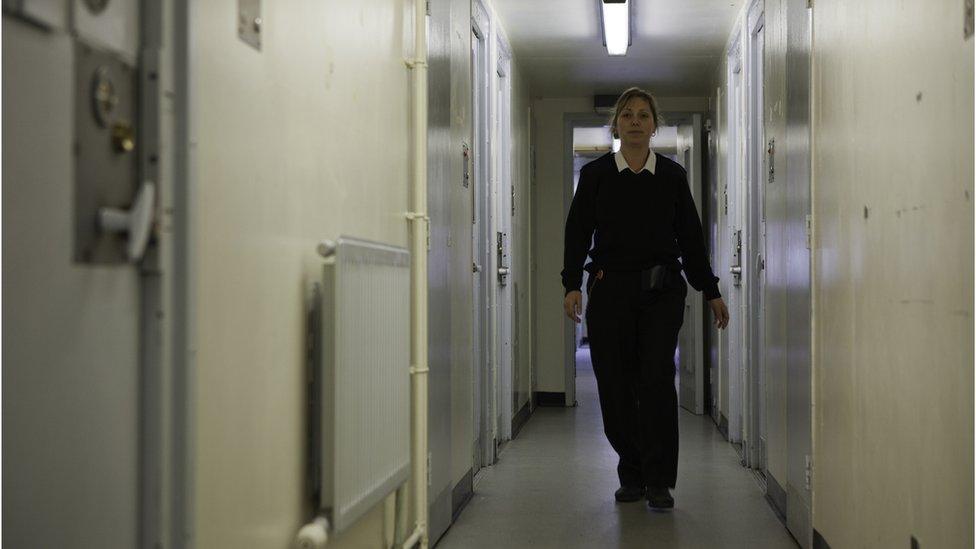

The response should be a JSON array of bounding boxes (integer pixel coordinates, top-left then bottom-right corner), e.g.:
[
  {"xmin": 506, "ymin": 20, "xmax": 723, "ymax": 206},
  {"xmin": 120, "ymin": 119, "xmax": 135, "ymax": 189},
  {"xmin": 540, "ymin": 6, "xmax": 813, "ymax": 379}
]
[
  {"xmin": 726, "ymin": 38, "xmax": 747, "ymax": 449},
  {"xmin": 745, "ymin": 2, "xmax": 768, "ymax": 471},
  {"xmin": 471, "ymin": 12, "xmax": 494, "ymax": 471},
  {"xmin": 494, "ymin": 44, "xmax": 514, "ymax": 441},
  {"xmin": 784, "ymin": 0, "xmax": 814, "ymax": 543},
  {"xmin": 706, "ymin": 105, "xmax": 724, "ymax": 427},
  {"xmin": 3, "ymin": 2, "xmax": 169, "ymax": 547}
]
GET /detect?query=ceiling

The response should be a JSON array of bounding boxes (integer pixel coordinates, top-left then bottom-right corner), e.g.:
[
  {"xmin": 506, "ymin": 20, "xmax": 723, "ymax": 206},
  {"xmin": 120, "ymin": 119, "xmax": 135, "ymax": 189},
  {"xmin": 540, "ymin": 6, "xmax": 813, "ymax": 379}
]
[{"xmin": 490, "ymin": 0, "xmax": 744, "ymax": 98}]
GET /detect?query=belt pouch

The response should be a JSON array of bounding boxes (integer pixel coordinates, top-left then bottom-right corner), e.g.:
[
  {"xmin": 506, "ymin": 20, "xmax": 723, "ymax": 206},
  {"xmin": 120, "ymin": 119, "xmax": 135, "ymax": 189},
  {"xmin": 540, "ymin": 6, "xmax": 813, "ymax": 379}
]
[{"xmin": 641, "ymin": 265, "xmax": 669, "ymax": 291}]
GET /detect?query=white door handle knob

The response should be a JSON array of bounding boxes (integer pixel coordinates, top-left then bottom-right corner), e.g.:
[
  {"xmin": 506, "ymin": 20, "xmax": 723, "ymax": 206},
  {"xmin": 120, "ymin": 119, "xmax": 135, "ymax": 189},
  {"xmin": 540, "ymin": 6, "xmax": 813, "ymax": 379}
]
[{"xmin": 98, "ymin": 181, "xmax": 156, "ymax": 262}]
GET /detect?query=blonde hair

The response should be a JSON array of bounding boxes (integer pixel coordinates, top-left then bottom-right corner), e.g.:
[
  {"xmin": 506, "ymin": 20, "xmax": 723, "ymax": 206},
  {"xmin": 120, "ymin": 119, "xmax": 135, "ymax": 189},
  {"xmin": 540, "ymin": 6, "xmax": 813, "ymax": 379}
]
[{"xmin": 609, "ymin": 87, "xmax": 662, "ymax": 139}]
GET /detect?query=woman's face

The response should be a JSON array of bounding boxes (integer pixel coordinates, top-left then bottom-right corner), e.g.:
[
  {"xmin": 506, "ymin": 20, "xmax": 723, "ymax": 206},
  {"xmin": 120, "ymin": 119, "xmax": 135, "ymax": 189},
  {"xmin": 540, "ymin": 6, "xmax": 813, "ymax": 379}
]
[{"xmin": 615, "ymin": 97, "xmax": 656, "ymax": 147}]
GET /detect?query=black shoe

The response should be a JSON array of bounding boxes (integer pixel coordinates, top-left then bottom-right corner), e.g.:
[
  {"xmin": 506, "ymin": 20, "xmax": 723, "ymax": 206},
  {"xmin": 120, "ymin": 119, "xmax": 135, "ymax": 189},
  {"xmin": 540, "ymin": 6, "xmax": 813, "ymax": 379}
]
[
  {"xmin": 614, "ymin": 485, "xmax": 646, "ymax": 502},
  {"xmin": 646, "ymin": 486, "xmax": 674, "ymax": 510}
]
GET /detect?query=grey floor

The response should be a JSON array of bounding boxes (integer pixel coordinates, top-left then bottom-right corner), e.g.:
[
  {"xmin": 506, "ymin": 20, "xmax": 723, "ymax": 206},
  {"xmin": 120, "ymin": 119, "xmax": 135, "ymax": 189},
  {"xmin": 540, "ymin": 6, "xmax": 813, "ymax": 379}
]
[{"xmin": 436, "ymin": 348, "xmax": 799, "ymax": 549}]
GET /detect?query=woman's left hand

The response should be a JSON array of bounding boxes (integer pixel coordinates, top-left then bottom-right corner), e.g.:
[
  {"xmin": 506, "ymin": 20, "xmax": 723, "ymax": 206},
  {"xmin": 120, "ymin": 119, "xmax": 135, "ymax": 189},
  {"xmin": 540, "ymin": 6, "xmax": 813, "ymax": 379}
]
[{"xmin": 708, "ymin": 297, "xmax": 730, "ymax": 329}]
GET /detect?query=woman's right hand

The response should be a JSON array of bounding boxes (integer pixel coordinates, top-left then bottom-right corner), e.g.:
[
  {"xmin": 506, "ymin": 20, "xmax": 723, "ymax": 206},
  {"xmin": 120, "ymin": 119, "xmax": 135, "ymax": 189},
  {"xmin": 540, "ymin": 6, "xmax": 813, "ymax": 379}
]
[{"xmin": 564, "ymin": 290, "xmax": 583, "ymax": 323}]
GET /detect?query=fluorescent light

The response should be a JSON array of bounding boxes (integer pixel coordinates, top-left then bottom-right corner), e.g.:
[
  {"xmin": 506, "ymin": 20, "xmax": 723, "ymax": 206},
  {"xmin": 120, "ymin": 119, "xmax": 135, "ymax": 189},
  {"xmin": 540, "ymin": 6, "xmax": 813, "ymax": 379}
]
[{"xmin": 602, "ymin": 0, "xmax": 630, "ymax": 56}]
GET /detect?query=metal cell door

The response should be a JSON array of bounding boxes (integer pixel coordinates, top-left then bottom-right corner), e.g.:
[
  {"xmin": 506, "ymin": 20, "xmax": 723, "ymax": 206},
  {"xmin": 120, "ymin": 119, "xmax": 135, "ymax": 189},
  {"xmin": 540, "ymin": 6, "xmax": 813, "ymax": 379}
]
[
  {"xmin": 3, "ymin": 1, "xmax": 166, "ymax": 547},
  {"xmin": 784, "ymin": 0, "xmax": 814, "ymax": 544},
  {"xmin": 495, "ymin": 43, "xmax": 514, "ymax": 441},
  {"xmin": 471, "ymin": 4, "xmax": 494, "ymax": 471},
  {"xmin": 746, "ymin": 2, "xmax": 768, "ymax": 471},
  {"xmin": 726, "ymin": 38, "xmax": 747, "ymax": 449}
]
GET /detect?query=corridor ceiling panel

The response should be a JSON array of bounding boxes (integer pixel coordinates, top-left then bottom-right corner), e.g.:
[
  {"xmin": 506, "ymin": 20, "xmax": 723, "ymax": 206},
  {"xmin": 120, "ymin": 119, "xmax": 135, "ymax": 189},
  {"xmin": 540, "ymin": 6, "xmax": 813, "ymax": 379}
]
[{"xmin": 492, "ymin": 0, "xmax": 743, "ymax": 97}]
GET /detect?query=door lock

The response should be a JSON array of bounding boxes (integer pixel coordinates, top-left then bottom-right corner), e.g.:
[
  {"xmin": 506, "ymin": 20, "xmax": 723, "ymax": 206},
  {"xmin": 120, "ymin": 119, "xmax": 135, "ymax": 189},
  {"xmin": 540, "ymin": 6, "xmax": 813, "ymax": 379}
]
[
  {"xmin": 730, "ymin": 229, "xmax": 743, "ymax": 287},
  {"xmin": 496, "ymin": 231, "xmax": 509, "ymax": 286},
  {"xmin": 111, "ymin": 121, "xmax": 135, "ymax": 153}
]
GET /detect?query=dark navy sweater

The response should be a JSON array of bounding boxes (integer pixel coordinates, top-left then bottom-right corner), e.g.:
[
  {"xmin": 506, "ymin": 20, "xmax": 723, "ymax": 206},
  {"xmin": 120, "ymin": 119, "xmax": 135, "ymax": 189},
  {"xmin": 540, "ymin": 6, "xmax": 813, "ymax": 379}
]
[{"xmin": 561, "ymin": 151, "xmax": 721, "ymax": 300}]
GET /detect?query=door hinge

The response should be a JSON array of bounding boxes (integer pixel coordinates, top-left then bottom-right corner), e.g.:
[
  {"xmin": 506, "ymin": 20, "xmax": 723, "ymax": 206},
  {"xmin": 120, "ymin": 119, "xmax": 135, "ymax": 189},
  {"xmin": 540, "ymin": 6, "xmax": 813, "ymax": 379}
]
[
  {"xmin": 426, "ymin": 1, "xmax": 431, "ymax": 15},
  {"xmin": 805, "ymin": 214, "xmax": 812, "ymax": 249},
  {"xmin": 427, "ymin": 452, "xmax": 432, "ymax": 486},
  {"xmin": 807, "ymin": 0, "xmax": 814, "ymax": 8},
  {"xmin": 511, "ymin": 186, "xmax": 516, "ymax": 216},
  {"xmin": 966, "ymin": 0, "xmax": 974, "ymax": 39},
  {"xmin": 530, "ymin": 147, "xmax": 537, "ymax": 184},
  {"xmin": 804, "ymin": 454, "xmax": 812, "ymax": 491}
]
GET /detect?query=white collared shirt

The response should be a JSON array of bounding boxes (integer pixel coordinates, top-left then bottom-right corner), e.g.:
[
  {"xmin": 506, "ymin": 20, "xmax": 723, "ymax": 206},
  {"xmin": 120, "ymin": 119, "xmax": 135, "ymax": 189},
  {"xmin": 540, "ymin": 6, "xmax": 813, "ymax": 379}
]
[{"xmin": 614, "ymin": 147, "xmax": 657, "ymax": 175}]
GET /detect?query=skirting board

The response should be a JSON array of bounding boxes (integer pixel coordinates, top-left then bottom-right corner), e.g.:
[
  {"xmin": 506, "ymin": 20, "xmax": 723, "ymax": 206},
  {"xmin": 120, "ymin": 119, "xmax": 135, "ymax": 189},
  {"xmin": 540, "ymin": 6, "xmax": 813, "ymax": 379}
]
[
  {"xmin": 451, "ymin": 468, "xmax": 473, "ymax": 522},
  {"xmin": 717, "ymin": 413, "xmax": 729, "ymax": 440},
  {"xmin": 428, "ymin": 482, "xmax": 452, "ymax": 546},
  {"xmin": 512, "ymin": 400, "xmax": 531, "ymax": 439},
  {"xmin": 765, "ymin": 472, "xmax": 788, "ymax": 527},
  {"xmin": 534, "ymin": 391, "xmax": 566, "ymax": 407}
]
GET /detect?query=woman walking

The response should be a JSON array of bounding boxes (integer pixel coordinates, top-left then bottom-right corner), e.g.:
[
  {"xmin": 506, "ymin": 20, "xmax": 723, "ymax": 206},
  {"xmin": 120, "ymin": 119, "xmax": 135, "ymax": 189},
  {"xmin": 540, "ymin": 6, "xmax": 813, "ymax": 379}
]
[{"xmin": 562, "ymin": 87, "xmax": 730, "ymax": 511}]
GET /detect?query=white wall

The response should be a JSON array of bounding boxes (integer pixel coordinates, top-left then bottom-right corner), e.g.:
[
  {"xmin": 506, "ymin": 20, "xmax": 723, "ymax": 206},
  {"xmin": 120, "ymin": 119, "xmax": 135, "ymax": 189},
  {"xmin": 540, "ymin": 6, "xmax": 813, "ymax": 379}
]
[
  {"xmin": 189, "ymin": 1, "xmax": 414, "ymax": 546},
  {"xmin": 810, "ymin": 0, "xmax": 973, "ymax": 546},
  {"xmin": 188, "ymin": 0, "xmax": 533, "ymax": 545},
  {"xmin": 709, "ymin": 3, "xmax": 975, "ymax": 547},
  {"xmin": 511, "ymin": 59, "xmax": 534, "ymax": 417},
  {"xmin": 531, "ymin": 97, "xmax": 593, "ymax": 394}
]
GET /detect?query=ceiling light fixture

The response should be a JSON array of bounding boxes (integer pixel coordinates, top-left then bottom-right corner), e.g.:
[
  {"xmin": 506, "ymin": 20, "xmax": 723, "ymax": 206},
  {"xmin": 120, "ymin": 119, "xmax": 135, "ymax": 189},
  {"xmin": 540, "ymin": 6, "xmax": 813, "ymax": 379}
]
[{"xmin": 601, "ymin": 0, "xmax": 631, "ymax": 56}]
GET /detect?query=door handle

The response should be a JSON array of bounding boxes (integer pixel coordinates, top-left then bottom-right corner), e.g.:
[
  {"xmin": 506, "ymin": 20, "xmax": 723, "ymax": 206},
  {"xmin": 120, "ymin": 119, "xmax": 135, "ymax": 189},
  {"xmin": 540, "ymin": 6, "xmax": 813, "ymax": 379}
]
[
  {"xmin": 497, "ymin": 266, "xmax": 510, "ymax": 286},
  {"xmin": 98, "ymin": 181, "xmax": 155, "ymax": 262}
]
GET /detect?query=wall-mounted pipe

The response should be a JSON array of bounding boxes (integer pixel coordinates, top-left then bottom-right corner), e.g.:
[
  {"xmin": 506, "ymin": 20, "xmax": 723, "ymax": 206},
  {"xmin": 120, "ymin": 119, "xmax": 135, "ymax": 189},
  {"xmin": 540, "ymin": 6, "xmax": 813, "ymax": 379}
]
[
  {"xmin": 401, "ymin": 0, "xmax": 430, "ymax": 546},
  {"xmin": 295, "ymin": 516, "xmax": 329, "ymax": 549}
]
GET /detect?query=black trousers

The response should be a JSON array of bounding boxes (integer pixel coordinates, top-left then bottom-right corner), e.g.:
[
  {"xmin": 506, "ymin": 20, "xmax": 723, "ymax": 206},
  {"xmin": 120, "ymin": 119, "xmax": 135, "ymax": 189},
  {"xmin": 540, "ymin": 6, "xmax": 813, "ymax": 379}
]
[{"xmin": 584, "ymin": 268, "xmax": 687, "ymax": 490}]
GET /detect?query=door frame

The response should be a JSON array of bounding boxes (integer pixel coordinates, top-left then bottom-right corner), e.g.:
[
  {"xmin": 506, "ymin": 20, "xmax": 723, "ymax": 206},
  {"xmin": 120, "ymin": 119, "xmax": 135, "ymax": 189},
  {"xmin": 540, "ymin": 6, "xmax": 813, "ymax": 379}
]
[
  {"xmin": 166, "ymin": 0, "xmax": 196, "ymax": 545},
  {"xmin": 669, "ymin": 113, "xmax": 707, "ymax": 415},
  {"xmin": 561, "ymin": 112, "xmax": 610, "ymax": 407}
]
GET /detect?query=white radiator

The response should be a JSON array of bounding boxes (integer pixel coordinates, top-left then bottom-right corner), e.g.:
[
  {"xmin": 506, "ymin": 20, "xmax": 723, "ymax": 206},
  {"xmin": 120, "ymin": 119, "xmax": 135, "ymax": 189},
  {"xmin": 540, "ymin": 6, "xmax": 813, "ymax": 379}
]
[{"xmin": 316, "ymin": 236, "xmax": 411, "ymax": 533}]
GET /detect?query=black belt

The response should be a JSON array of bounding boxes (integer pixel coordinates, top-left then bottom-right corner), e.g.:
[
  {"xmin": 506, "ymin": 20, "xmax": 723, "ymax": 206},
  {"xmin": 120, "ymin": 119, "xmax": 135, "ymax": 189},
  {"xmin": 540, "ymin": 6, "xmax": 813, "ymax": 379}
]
[{"xmin": 587, "ymin": 263, "xmax": 682, "ymax": 291}]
